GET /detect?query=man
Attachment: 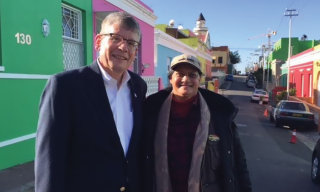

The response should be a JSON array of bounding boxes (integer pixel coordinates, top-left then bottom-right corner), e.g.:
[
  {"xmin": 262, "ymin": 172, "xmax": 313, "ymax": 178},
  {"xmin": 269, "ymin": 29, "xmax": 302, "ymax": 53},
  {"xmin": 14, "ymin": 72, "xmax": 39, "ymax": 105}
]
[
  {"xmin": 35, "ymin": 12, "xmax": 147, "ymax": 192},
  {"xmin": 143, "ymin": 54, "xmax": 252, "ymax": 192}
]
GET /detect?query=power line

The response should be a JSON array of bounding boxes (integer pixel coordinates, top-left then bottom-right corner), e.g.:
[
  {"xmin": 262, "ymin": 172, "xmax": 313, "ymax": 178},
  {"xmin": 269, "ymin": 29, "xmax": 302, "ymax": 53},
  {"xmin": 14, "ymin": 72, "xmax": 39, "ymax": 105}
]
[
  {"xmin": 276, "ymin": 16, "xmax": 285, "ymax": 32},
  {"xmin": 289, "ymin": 0, "xmax": 301, "ymax": 9},
  {"xmin": 299, "ymin": 0, "xmax": 312, "ymax": 12}
]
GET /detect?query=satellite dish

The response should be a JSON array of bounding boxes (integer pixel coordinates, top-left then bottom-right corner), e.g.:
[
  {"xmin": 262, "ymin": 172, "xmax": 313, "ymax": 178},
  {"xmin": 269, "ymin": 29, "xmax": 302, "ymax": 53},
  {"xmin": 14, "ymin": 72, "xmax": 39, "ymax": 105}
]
[
  {"xmin": 178, "ymin": 25, "xmax": 183, "ymax": 30},
  {"xmin": 169, "ymin": 19, "xmax": 175, "ymax": 27},
  {"xmin": 301, "ymin": 34, "xmax": 308, "ymax": 41}
]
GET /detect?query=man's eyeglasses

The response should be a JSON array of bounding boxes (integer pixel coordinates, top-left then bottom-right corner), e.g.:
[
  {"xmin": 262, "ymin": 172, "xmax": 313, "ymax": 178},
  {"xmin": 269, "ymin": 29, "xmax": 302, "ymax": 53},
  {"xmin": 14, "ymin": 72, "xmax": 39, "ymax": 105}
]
[{"xmin": 101, "ymin": 33, "xmax": 140, "ymax": 51}]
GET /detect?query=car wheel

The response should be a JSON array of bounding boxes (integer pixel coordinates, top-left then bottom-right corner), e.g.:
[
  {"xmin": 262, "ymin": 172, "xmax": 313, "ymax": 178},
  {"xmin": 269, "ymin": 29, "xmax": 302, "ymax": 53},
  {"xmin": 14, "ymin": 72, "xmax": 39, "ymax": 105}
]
[
  {"xmin": 269, "ymin": 114, "xmax": 274, "ymax": 122},
  {"xmin": 311, "ymin": 153, "xmax": 320, "ymax": 184}
]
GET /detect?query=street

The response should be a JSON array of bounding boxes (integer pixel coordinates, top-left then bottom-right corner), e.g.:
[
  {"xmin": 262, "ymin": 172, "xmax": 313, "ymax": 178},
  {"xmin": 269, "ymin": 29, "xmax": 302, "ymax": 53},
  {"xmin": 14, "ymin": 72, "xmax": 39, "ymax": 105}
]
[{"xmin": 226, "ymin": 75, "xmax": 320, "ymax": 192}]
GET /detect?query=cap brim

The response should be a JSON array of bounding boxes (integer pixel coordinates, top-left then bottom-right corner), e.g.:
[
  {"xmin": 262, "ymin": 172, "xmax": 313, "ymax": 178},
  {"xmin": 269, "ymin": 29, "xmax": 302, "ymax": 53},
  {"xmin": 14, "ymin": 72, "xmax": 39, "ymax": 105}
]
[{"xmin": 171, "ymin": 62, "xmax": 202, "ymax": 75}]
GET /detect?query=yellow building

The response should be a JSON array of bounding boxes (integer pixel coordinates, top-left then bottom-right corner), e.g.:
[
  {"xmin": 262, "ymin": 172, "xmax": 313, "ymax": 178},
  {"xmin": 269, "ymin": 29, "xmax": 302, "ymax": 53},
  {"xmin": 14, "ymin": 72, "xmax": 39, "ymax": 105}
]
[
  {"xmin": 313, "ymin": 45, "xmax": 320, "ymax": 105},
  {"xmin": 211, "ymin": 46, "xmax": 230, "ymax": 73}
]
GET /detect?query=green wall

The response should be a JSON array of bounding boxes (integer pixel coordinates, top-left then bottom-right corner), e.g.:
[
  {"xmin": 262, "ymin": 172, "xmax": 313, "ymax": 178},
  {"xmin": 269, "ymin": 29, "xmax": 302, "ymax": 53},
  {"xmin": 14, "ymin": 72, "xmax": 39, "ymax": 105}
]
[
  {"xmin": 155, "ymin": 24, "xmax": 167, "ymax": 32},
  {"xmin": 179, "ymin": 37, "xmax": 198, "ymax": 48},
  {"xmin": 268, "ymin": 38, "xmax": 319, "ymax": 64},
  {"xmin": 0, "ymin": 0, "xmax": 93, "ymax": 170}
]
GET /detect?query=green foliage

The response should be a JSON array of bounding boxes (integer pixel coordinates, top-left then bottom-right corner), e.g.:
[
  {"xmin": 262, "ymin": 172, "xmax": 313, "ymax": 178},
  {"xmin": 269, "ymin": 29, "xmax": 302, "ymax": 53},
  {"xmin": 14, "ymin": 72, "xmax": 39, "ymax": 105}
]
[
  {"xmin": 275, "ymin": 88, "xmax": 297, "ymax": 103},
  {"xmin": 253, "ymin": 68, "xmax": 263, "ymax": 85},
  {"xmin": 289, "ymin": 88, "xmax": 297, "ymax": 96},
  {"xmin": 229, "ymin": 51, "xmax": 241, "ymax": 64},
  {"xmin": 276, "ymin": 91, "xmax": 287, "ymax": 103}
]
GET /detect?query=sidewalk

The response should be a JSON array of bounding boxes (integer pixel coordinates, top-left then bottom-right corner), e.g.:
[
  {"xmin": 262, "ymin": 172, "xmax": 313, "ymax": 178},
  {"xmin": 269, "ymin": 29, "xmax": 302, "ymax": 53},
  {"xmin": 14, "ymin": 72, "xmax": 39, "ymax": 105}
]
[
  {"xmin": 218, "ymin": 81, "xmax": 231, "ymax": 96},
  {"xmin": 0, "ymin": 162, "xmax": 35, "ymax": 192}
]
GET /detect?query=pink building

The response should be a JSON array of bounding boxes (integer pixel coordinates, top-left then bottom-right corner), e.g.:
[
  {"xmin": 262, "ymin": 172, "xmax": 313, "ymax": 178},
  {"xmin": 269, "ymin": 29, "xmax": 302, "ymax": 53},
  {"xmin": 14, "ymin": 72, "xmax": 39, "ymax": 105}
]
[{"xmin": 92, "ymin": 0, "xmax": 157, "ymax": 76}]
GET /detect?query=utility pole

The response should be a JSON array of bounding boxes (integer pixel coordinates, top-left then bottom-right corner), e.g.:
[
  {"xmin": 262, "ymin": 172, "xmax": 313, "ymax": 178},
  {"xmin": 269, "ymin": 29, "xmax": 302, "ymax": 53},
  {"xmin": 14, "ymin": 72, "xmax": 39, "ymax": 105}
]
[
  {"xmin": 285, "ymin": 8, "xmax": 299, "ymax": 100},
  {"xmin": 265, "ymin": 30, "xmax": 277, "ymax": 91},
  {"xmin": 266, "ymin": 34, "xmax": 271, "ymax": 91},
  {"xmin": 262, "ymin": 45, "xmax": 266, "ymax": 88}
]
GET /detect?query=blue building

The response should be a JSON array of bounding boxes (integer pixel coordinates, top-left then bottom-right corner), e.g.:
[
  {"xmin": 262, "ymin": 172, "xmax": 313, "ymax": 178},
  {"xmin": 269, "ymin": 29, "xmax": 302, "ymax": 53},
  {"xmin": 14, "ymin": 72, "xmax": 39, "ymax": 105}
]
[{"xmin": 154, "ymin": 29, "xmax": 197, "ymax": 87}]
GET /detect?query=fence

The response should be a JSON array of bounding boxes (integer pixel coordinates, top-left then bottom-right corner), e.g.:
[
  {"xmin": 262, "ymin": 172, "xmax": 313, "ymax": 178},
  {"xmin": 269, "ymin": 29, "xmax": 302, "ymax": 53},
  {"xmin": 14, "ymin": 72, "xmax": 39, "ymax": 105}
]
[{"xmin": 142, "ymin": 76, "xmax": 160, "ymax": 97}]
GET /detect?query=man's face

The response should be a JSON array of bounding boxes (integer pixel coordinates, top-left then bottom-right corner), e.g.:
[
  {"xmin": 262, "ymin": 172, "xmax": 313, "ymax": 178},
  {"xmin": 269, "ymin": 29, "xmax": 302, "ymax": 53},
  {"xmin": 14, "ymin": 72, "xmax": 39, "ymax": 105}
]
[
  {"xmin": 169, "ymin": 64, "xmax": 201, "ymax": 100},
  {"xmin": 95, "ymin": 23, "xmax": 140, "ymax": 74}
]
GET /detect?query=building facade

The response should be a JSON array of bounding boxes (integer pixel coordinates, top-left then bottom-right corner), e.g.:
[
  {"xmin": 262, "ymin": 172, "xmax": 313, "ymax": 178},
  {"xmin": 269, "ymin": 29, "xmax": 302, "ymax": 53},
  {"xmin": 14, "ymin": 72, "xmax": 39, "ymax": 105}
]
[
  {"xmin": 154, "ymin": 29, "xmax": 196, "ymax": 87},
  {"xmin": 288, "ymin": 48, "xmax": 314, "ymax": 98},
  {"xmin": 0, "ymin": 0, "xmax": 94, "ymax": 170},
  {"xmin": 0, "ymin": 0, "xmax": 158, "ymax": 171},
  {"xmin": 211, "ymin": 46, "xmax": 230, "ymax": 74},
  {"xmin": 93, "ymin": 0, "xmax": 157, "ymax": 77}
]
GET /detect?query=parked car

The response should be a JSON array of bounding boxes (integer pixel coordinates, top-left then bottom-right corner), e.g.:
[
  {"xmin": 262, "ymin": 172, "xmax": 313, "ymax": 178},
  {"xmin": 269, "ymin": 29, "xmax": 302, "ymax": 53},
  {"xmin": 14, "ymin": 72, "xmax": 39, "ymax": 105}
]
[
  {"xmin": 269, "ymin": 100, "xmax": 314, "ymax": 129},
  {"xmin": 225, "ymin": 74, "xmax": 234, "ymax": 81},
  {"xmin": 251, "ymin": 90, "xmax": 269, "ymax": 104},
  {"xmin": 312, "ymin": 137, "xmax": 320, "ymax": 184},
  {"xmin": 246, "ymin": 75, "xmax": 255, "ymax": 83},
  {"xmin": 247, "ymin": 80, "xmax": 256, "ymax": 88}
]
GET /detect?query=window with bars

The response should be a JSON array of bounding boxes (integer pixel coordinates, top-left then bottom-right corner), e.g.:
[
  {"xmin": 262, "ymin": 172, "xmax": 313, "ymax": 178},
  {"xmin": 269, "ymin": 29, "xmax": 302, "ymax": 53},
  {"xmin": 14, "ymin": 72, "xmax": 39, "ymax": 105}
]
[
  {"xmin": 0, "ymin": 21, "xmax": 2, "ymax": 70},
  {"xmin": 62, "ymin": 4, "xmax": 84, "ymax": 71},
  {"xmin": 62, "ymin": 6, "xmax": 81, "ymax": 41}
]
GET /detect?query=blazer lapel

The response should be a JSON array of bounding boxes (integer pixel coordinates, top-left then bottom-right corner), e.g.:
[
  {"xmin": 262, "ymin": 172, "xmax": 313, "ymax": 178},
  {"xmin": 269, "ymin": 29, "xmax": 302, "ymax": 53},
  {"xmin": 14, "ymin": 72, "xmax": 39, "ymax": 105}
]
[
  {"xmin": 85, "ymin": 61, "xmax": 124, "ymax": 156},
  {"xmin": 126, "ymin": 77, "xmax": 140, "ymax": 158}
]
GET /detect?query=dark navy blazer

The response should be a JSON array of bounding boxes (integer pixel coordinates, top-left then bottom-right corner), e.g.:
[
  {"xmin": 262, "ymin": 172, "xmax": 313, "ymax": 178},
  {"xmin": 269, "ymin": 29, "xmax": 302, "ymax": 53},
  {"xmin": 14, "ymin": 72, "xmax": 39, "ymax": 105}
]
[{"xmin": 35, "ymin": 61, "xmax": 147, "ymax": 192}]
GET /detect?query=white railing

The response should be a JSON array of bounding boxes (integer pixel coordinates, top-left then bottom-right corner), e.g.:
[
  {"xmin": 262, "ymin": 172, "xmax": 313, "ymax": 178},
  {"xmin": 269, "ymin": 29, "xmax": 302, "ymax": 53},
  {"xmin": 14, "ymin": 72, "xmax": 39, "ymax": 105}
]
[{"xmin": 142, "ymin": 76, "xmax": 159, "ymax": 96}]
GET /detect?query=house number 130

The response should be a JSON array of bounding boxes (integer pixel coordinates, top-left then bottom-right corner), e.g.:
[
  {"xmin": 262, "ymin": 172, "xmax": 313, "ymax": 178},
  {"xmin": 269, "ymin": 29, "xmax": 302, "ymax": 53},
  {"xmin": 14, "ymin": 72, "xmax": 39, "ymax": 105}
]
[{"xmin": 15, "ymin": 33, "xmax": 32, "ymax": 45}]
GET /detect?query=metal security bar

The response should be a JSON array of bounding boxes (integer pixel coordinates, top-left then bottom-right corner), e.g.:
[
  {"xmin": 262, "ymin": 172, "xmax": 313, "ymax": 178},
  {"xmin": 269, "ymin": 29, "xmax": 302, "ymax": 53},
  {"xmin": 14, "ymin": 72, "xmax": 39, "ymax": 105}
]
[
  {"xmin": 62, "ymin": 38, "xmax": 84, "ymax": 71},
  {"xmin": 142, "ymin": 76, "xmax": 159, "ymax": 97}
]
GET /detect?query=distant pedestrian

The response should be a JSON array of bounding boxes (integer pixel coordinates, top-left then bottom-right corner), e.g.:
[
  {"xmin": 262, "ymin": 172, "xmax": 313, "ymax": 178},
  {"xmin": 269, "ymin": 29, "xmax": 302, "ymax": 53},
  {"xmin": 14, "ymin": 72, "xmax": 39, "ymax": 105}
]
[
  {"xmin": 143, "ymin": 54, "xmax": 252, "ymax": 192},
  {"xmin": 35, "ymin": 12, "xmax": 146, "ymax": 192}
]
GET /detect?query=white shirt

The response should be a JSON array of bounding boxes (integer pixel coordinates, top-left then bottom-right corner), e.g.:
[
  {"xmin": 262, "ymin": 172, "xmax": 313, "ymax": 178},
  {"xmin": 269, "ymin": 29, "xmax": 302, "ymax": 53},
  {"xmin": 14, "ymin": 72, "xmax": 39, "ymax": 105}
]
[{"xmin": 97, "ymin": 59, "xmax": 133, "ymax": 156}]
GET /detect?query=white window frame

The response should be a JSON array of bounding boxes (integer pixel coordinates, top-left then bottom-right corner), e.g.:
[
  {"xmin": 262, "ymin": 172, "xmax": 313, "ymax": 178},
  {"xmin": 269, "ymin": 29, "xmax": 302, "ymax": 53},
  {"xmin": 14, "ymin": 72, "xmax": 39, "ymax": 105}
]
[
  {"xmin": 309, "ymin": 74, "xmax": 312, "ymax": 97},
  {"xmin": 167, "ymin": 57, "xmax": 171, "ymax": 73},
  {"xmin": 62, "ymin": 4, "xmax": 82, "ymax": 43},
  {"xmin": 301, "ymin": 74, "xmax": 304, "ymax": 97}
]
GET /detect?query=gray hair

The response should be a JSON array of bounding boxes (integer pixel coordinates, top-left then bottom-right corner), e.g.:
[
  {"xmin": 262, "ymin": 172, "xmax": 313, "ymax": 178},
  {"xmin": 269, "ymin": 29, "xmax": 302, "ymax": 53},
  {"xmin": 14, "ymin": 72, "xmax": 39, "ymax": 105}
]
[{"xmin": 100, "ymin": 12, "xmax": 141, "ymax": 40}]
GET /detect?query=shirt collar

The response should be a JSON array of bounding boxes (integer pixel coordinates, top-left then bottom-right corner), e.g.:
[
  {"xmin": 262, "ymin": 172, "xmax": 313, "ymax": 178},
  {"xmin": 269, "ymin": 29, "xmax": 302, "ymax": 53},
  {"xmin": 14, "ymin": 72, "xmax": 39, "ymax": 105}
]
[{"xmin": 97, "ymin": 58, "xmax": 131, "ymax": 86}]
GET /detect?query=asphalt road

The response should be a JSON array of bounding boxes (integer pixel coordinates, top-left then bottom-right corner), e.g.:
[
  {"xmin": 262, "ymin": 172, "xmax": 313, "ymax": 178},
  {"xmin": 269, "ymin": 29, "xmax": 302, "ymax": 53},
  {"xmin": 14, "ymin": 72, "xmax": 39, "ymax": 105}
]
[{"xmin": 226, "ymin": 76, "xmax": 320, "ymax": 192}]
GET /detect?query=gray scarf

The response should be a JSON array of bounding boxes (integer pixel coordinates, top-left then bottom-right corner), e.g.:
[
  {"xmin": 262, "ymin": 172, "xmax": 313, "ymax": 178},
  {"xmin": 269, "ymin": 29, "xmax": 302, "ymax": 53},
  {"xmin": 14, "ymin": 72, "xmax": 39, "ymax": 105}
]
[{"xmin": 154, "ymin": 92, "xmax": 211, "ymax": 192}]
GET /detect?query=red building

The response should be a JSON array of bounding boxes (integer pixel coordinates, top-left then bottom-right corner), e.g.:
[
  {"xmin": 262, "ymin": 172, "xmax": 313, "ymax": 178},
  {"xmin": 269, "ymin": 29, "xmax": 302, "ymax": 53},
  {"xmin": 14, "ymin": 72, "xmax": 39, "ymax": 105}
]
[{"xmin": 289, "ymin": 48, "xmax": 314, "ymax": 97}]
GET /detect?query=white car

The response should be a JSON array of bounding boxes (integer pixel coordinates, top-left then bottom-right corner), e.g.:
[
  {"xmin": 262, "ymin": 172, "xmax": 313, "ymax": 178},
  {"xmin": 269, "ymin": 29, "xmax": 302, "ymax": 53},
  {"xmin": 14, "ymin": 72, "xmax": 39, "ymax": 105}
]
[{"xmin": 251, "ymin": 90, "xmax": 269, "ymax": 104}]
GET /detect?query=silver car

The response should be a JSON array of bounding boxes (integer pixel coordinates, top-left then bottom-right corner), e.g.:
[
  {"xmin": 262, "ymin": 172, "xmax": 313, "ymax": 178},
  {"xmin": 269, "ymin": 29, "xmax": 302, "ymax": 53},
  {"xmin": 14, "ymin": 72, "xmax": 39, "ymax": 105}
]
[
  {"xmin": 247, "ymin": 80, "xmax": 256, "ymax": 88},
  {"xmin": 269, "ymin": 100, "xmax": 314, "ymax": 129}
]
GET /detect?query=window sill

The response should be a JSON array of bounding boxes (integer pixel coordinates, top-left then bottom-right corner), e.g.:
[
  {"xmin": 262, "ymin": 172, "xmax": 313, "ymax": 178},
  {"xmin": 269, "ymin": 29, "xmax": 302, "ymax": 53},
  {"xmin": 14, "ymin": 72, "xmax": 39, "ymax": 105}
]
[{"xmin": 0, "ymin": 66, "xmax": 4, "ymax": 72}]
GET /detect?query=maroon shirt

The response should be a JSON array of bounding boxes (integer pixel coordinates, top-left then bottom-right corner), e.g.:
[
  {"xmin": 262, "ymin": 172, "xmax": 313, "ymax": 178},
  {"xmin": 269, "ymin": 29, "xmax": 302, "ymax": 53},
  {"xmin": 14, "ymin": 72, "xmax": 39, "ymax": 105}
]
[{"xmin": 167, "ymin": 94, "xmax": 201, "ymax": 192}]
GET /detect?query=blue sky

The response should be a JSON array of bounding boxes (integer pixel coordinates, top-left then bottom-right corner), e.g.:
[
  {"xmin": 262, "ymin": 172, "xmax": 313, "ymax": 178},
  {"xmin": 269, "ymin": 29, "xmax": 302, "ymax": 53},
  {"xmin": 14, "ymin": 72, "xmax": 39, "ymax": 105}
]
[{"xmin": 142, "ymin": 0, "xmax": 319, "ymax": 73}]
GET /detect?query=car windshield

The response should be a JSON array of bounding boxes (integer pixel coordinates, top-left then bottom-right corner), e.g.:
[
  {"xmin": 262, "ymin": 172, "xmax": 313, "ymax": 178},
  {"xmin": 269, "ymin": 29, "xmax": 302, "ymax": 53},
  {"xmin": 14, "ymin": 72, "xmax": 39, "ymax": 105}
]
[
  {"xmin": 254, "ymin": 91, "xmax": 267, "ymax": 95},
  {"xmin": 282, "ymin": 102, "xmax": 306, "ymax": 111}
]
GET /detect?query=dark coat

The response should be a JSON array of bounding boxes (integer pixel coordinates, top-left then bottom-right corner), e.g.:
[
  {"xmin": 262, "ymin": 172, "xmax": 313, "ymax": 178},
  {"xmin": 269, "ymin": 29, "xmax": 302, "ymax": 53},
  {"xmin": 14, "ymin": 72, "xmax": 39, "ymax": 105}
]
[
  {"xmin": 143, "ymin": 87, "xmax": 252, "ymax": 192},
  {"xmin": 35, "ymin": 61, "xmax": 147, "ymax": 192}
]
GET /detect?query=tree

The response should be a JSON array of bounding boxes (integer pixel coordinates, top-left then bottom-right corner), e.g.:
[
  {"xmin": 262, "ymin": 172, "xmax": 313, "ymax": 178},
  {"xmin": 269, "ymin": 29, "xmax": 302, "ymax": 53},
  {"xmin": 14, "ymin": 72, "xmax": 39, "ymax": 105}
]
[{"xmin": 229, "ymin": 50, "xmax": 241, "ymax": 64}]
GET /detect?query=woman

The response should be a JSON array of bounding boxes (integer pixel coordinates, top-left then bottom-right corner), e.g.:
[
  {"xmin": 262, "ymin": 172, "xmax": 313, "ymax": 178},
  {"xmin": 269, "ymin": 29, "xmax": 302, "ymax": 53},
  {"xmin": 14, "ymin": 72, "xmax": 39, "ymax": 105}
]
[{"xmin": 143, "ymin": 54, "xmax": 252, "ymax": 192}]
